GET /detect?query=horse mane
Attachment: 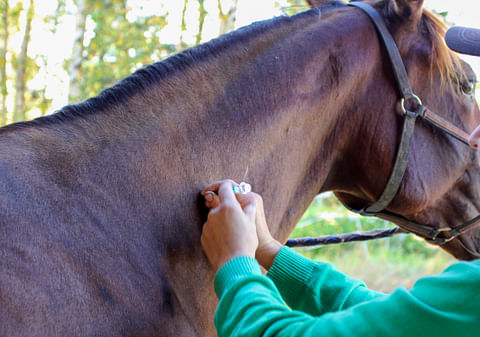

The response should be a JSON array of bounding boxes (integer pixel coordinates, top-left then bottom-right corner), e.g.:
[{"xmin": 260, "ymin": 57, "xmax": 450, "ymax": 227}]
[
  {"xmin": 422, "ymin": 9, "xmax": 467, "ymax": 90},
  {"xmin": 378, "ymin": 0, "xmax": 467, "ymax": 90}
]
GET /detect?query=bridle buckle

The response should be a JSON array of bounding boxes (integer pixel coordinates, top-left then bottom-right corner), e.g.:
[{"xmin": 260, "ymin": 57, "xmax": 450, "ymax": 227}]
[
  {"xmin": 427, "ymin": 227, "xmax": 455, "ymax": 244},
  {"xmin": 400, "ymin": 94, "xmax": 423, "ymax": 117}
]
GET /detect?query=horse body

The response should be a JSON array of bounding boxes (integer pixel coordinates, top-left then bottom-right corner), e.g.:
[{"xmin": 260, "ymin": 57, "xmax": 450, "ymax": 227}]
[{"xmin": 1, "ymin": 1, "xmax": 479, "ymax": 336}]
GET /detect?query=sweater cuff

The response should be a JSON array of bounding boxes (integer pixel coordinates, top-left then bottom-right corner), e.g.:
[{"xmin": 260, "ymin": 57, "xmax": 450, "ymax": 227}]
[
  {"xmin": 267, "ymin": 247, "xmax": 314, "ymax": 296},
  {"xmin": 214, "ymin": 256, "xmax": 262, "ymax": 298}
]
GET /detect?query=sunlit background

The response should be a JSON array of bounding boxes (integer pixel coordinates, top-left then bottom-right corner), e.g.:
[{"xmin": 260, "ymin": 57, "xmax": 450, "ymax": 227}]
[{"xmin": 5, "ymin": 0, "xmax": 480, "ymax": 121}]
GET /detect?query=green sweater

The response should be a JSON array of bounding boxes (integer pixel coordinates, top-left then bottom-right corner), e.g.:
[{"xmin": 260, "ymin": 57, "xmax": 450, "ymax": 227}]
[{"xmin": 214, "ymin": 247, "xmax": 480, "ymax": 337}]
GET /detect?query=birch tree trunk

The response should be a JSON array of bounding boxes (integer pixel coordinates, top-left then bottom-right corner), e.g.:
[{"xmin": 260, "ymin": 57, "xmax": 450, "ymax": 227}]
[
  {"xmin": 178, "ymin": 0, "xmax": 188, "ymax": 51},
  {"xmin": 196, "ymin": 0, "xmax": 206, "ymax": 45},
  {"xmin": 14, "ymin": 0, "xmax": 34, "ymax": 122},
  {"xmin": 218, "ymin": 0, "xmax": 238, "ymax": 36},
  {"xmin": 68, "ymin": 0, "xmax": 88, "ymax": 103},
  {"xmin": 0, "ymin": 0, "xmax": 8, "ymax": 125}
]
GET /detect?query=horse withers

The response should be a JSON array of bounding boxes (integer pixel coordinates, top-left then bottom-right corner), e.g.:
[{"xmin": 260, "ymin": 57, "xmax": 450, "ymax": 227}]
[{"xmin": 0, "ymin": 0, "xmax": 479, "ymax": 336}]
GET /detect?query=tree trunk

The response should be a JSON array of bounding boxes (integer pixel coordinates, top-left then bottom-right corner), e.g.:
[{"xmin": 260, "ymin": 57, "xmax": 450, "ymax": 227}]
[
  {"xmin": 218, "ymin": 0, "xmax": 238, "ymax": 36},
  {"xmin": 178, "ymin": 0, "xmax": 188, "ymax": 51},
  {"xmin": 0, "ymin": 0, "xmax": 8, "ymax": 125},
  {"xmin": 196, "ymin": 0, "xmax": 206, "ymax": 45},
  {"xmin": 68, "ymin": 0, "xmax": 88, "ymax": 104},
  {"xmin": 14, "ymin": 0, "xmax": 34, "ymax": 122}
]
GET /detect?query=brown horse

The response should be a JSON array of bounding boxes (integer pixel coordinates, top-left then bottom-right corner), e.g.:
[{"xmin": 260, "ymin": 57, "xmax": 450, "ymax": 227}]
[{"xmin": 0, "ymin": 0, "xmax": 479, "ymax": 336}]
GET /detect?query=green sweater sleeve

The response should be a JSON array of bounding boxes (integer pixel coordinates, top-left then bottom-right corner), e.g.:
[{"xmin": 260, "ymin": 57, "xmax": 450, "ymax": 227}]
[
  {"xmin": 266, "ymin": 247, "xmax": 383, "ymax": 315},
  {"xmin": 213, "ymin": 250, "xmax": 480, "ymax": 337}
]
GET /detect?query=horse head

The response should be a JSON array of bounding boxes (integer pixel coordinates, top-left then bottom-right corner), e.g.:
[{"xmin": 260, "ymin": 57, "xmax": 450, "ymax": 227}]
[{"xmin": 310, "ymin": 1, "xmax": 480, "ymax": 260}]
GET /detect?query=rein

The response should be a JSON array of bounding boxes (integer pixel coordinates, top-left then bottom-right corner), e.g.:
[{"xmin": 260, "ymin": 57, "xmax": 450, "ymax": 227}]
[
  {"xmin": 286, "ymin": 226, "xmax": 405, "ymax": 248},
  {"xmin": 287, "ymin": 3, "xmax": 480, "ymax": 256}
]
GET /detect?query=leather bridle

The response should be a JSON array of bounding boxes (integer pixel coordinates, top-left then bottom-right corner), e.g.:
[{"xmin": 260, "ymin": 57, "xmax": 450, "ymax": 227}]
[{"xmin": 345, "ymin": 2, "xmax": 480, "ymax": 253}]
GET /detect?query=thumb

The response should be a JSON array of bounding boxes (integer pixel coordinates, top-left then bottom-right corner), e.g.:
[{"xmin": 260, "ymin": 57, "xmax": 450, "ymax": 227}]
[{"xmin": 204, "ymin": 191, "xmax": 220, "ymax": 209}]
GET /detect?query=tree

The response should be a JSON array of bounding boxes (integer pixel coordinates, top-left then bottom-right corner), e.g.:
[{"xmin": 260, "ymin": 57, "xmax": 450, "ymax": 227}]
[
  {"xmin": 0, "ymin": 0, "xmax": 8, "ymax": 125},
  {"xmin": 69, "ymin": 0, "xmax": 88, "ymax": 103},
  {"xmin": 283, "ymin": 0, "xmax": 310, "ymax": 15},
  {"xmin": 178, "ymin": 0, "xmax": 188, "ymax": 51},
  {"xmin": 218, "ymin": 0, "xmax": 238, "ymax": 35},
  {"xmin": 196, "ymin": 0, "xmax": 207, "ymax": 45},
  {"xmin": 67, "ymin": 0, "xmax": 169, "ymax": 101},
  {"xmin": 14, "ymin": 0, "xmax": 34, "ymax": 122}
]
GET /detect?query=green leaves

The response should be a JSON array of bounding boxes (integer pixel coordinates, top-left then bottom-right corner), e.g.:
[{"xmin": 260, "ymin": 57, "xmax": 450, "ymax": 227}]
[{"xmin": 69, "ymin": 0, "xmax": 168, "ymax": 103}]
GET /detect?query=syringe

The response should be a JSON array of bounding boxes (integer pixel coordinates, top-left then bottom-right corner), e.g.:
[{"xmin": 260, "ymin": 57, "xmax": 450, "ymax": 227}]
[{"xmin": 232, "ymin": 182, "xmax": 252, "ymax": 195}]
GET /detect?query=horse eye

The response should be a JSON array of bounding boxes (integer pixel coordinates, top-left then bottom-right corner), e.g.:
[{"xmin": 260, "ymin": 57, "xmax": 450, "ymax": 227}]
[{"xmin": 461, "ymin": 80, "xmax": 476, "ymax": 97}]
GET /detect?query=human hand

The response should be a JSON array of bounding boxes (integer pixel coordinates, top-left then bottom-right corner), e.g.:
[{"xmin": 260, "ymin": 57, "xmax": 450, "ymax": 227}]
[
  {"xmin": 200, "ymin": 180, "xmax": 258, "ymax": 273},
  {"xmin": 202, "ymin": 180, "xmax": 282, "ymax": 270}
]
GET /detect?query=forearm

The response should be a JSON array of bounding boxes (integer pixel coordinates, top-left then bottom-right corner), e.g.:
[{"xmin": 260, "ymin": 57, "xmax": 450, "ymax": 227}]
[
  {"xmin": 266, "ymin": 247, "xmax": 383, "ymax": 315},
  {"xmin": 214, "ymin": 257, "xmax": 317, "ymax": 337},
  {"xmin": 255, "ymin": 240, "xmax": 283, "ymax": 270},
  {"xmin": 214, "ymin": 257, "xmax": 395, "ymax": 337},
  {"xmin": 214, "ymin": 257, "xmax": 480, "ymax": 337},
  {"xmin": 214, "ymin": 255, "xmax": 382, "ymax": 337}
]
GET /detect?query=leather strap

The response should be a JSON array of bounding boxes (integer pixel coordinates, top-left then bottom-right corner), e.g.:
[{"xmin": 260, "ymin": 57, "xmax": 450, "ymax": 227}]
[
  {"xmin": 362, "ymin": 110, "xmax": 417, "ymax": 213},
  {"xmin": 349, "ymin": 2, "xmax": 422, "ymax": 214},
  {"xmin": 422, "ymin": 109, "xmax": 471, "ymax": 146},
  {"xmin": 376, "ymin": 211, "xmax": 480, "ymax": 258}
]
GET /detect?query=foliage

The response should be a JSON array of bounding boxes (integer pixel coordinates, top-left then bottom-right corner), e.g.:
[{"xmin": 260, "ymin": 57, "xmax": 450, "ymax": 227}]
[
  {"xmin": 0, "ymin": 0, "xmax": 476, "ymax": 124},
  {"xmin": 280, "ymin": 0, "xmax": 309, "ymax": 16},
  {"xmin": 70, "ymin": 0, "xmax": 169, "ymax": 102},
  {"xmin": 0, "ymin": 0, "xmax": 245, "ymax": 121}
]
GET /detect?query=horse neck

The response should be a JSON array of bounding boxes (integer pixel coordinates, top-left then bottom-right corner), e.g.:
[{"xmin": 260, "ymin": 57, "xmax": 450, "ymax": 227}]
[
  {"xmin": 127, "ymin": 8, "xmax": 378, "ymax": 241},
  {"xmin": 17, "ymin": 7, "xmax": 377, "ymax": 242}
]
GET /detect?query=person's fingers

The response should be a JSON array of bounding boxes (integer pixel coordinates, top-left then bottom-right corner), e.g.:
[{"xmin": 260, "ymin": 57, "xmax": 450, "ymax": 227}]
[
  {"xmin": 204, "ymin": 191, "xmax": 220, "ymax": 209},
  {"xmin": 217, "ymin": 180, "xmax": 239, "ymax": 206},
  {"xmin": 201, "ymin": 179, "xmax": 239, "ymax": 196}
]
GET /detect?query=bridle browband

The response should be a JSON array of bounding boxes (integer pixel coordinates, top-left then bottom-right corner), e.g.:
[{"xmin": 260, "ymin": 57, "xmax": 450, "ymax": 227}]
[{"xmin": 343, "ymin": 2, "xmax": 480, "ymax": 253}]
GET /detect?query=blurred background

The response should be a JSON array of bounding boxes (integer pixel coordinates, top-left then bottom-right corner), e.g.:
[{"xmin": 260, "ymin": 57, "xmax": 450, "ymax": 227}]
[{"xmin": 1, "ymin": 0, "xmax": 477, "ymax": 291}]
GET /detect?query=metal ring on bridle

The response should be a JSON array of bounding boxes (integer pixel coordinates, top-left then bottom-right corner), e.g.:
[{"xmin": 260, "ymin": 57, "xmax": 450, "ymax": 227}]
[
  {"xmin": 400, "ymin": 94, "xmax": 422, "ymax": 115},
  {"xmin": 430, "ymin": 227, "xmax": 455, "ymax": 243}
]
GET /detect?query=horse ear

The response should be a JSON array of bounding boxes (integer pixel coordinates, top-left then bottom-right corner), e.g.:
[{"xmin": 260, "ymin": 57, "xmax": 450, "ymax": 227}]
[
  {"xmin": 306, "ymin": 0, "xmax": 330, "ymax": 8},
  {"xmin": 388, "ymin": 0, "xmax": 424, "ymax": 22}
]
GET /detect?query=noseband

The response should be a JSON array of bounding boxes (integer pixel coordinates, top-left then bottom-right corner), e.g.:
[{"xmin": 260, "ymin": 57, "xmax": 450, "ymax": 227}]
[{"xmin": 344, "ymin": 3, "xmax": 480, "ymax": 251}]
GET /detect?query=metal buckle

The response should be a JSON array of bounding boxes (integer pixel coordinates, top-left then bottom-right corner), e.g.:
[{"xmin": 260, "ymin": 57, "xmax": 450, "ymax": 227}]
[
  {"xmin": 428, "ymin": 227, "xmax": 455, "ymax": 244},
  {"xmin": 400, "ymin": 94, "xmax": 423, "ymax": 116}
]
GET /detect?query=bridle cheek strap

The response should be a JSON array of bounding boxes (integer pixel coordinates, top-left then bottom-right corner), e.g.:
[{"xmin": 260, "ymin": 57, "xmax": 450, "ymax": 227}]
[{"xmin": 347, "ymin": 2, "xmax": 480, "ymax": 250}]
